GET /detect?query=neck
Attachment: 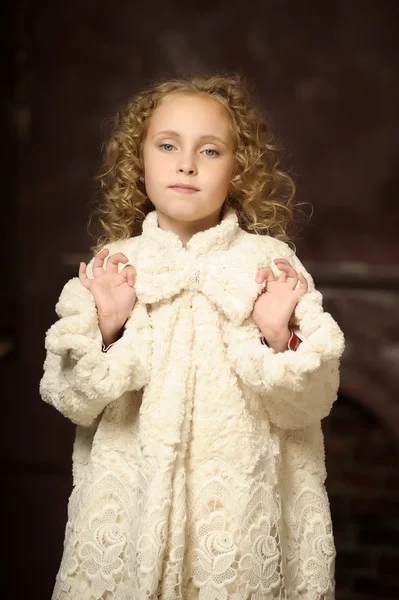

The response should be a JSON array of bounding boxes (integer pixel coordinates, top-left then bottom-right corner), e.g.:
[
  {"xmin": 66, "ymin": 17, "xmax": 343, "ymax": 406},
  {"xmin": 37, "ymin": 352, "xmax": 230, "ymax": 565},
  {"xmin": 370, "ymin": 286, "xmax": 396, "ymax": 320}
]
[{"xmin": 155, "ymin": 208, "xmax": 224, "ymax": 248}]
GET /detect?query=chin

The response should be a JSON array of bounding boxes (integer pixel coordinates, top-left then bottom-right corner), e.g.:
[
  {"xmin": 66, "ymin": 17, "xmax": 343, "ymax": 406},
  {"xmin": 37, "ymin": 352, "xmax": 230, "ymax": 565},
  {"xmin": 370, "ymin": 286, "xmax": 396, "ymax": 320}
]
[
  {"xmin": 171, "ymin": 211, "xmax": 204, "ymax": 223},
  {"xmin": 160, "ymin": 204, "xmax": 204, "ymax": 221}
]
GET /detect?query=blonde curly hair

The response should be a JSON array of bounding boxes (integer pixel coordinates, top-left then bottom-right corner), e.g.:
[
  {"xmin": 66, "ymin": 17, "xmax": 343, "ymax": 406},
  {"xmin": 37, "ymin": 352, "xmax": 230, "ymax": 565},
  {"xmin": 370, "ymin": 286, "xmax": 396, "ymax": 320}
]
[{"xmin": 90, "ymin": 74, "xmax": 304, "ymax": 253}]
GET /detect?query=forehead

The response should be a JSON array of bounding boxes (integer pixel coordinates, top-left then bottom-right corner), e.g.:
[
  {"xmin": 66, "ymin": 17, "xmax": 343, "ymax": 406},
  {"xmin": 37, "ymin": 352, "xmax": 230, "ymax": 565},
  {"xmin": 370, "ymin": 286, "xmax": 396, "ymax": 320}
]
[{"xmin": 147, "ymin": 93, "xmax": 232, "ymax": 137}]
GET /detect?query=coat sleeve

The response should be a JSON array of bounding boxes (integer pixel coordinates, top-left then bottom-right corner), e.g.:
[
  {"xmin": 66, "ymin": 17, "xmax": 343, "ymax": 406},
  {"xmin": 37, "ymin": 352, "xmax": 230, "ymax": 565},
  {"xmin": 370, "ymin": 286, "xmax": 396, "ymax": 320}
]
[
  {"xmin": 225, "ymin": 244, "xmax": 345, "ymax": 430},
  {"xmin": 39, "ymin": 262, "xmax": 152, "ymax": 427}
]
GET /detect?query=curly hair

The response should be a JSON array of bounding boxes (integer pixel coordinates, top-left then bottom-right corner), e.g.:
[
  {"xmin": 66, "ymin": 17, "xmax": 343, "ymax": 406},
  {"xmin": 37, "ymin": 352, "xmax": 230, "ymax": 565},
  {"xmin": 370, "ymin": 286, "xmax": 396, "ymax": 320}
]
[{"xmin": 90, "ymin": 74, "xmax": 305, "ymax": 254}]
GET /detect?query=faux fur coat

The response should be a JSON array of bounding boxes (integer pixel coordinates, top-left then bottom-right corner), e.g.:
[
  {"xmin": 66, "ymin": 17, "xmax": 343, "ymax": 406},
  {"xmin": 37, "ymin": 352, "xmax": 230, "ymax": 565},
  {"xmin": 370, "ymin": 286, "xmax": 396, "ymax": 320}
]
[{"xmin": 40, "ymin": 207, "xmax": 345, "ymax": 600}]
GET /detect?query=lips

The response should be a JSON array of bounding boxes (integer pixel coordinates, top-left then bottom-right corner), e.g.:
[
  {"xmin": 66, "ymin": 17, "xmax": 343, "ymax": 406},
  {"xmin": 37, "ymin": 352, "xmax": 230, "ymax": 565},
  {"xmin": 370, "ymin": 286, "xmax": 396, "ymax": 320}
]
[{"xmin": 169, "ymin": 184, "xmax": 199, "ymax": 193}]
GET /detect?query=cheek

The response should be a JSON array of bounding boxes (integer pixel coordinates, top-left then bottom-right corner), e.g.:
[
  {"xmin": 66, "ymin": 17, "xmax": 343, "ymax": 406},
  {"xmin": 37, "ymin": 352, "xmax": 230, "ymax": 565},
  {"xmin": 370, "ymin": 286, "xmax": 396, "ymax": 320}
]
[
  {"xmin": 147, "ymin": 149, "xmax": 172, "ymax": 172},
  {"xmin": 142, "ymin": 148, "xmax": 150, "ymax": 175},
  {"xmin": 143, "ymin": 151, "xmax": 164, "ymax": 182},
  {"xmin": 211, "ymin": 162, "xmax": 234, "ymax": 191}
]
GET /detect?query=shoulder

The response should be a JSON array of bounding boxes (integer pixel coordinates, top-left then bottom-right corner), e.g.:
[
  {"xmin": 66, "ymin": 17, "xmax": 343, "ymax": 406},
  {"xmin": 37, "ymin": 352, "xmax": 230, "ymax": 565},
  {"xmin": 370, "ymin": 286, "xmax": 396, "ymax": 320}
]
[
  {"xmin": 56, "ymin": 276, "xmax": 95, "ymax": 318},
  {"xmin": 100, "ymin": 236, "xmax": 141, "ymax": 260},
  {"xmin": 87, "ymin": 236, "xmax": 141, "ymax": 273},
  {"xmin": 235, "ymin": 229, "xmax": 296, "ymax": 261}
]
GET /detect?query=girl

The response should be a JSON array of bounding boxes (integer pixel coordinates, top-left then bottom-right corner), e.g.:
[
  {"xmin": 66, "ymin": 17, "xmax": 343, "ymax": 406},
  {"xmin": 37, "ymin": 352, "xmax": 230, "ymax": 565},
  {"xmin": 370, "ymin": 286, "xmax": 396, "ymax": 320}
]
[{"xmin": 40, "ymin": 75, "xmax": 345, "ymax": 600}]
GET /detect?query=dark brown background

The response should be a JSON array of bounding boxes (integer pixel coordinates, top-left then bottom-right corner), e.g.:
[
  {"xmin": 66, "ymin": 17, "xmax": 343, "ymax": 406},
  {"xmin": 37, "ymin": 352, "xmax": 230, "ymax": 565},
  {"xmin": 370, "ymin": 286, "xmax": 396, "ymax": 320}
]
[{"xmin": 2, "ymin": 1, "xmax": 399, "ymax": 599}]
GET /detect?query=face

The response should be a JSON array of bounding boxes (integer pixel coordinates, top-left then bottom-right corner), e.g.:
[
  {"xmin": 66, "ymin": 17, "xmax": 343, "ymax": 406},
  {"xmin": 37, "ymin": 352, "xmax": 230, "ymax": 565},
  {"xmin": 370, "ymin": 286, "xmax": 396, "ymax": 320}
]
[{"xmin": 142, "ymin": 93, "xmax": 236, "ymax": 228}]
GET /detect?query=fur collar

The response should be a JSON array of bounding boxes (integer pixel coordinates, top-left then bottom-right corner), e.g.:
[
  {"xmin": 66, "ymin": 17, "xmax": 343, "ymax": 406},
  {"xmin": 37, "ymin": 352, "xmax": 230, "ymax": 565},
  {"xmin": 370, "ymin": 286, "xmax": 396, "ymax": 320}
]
[
  {"xmin": 133, "ymin": 207, "xmax": 266, "ymax": 326},
  {"xmin": 141, "ymin": 205, "xmax": 240, "ymax": 253}
]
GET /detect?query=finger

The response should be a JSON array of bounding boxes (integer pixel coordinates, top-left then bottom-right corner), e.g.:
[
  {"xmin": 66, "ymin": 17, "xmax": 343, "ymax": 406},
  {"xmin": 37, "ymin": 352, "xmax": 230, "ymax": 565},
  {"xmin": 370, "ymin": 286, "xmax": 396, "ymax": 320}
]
[
  {"xmin": 276, "ymin": 262, "xmax": 298, "ymax": 288},
  {"xmin": 275, "ymin": 263, "xmax": 288, "ymax": 283},
  {"xmin": 92, "ymin": 248, "xmax": 109, "ymax": 277},
  {"xmin": 274, "ymin": 258, "xmax": 289, "ymax": 264},
  {"xmin": 106, "ymin": 253, "xmax": 129, "ymax": 274},
  {"xmin": 255, "ymin": 267, "xmax": 275, "ymax": 284},
  {"xmin": 78, "ymin": 262, "xmax": 89, "ymax": 287},
  {"xmin": 274, "ymin": 258, "xmax": 297, "ymax": 278},
  {"xmin": 297, "ymin": 272, "xmax": 308, "ymax": 292},
  {"xmin": 275, "ymin": 261, "xmax": 297, "ymax": 278},
  {"xmin": 120, "ymin": 265, "xmax": 137, "ymax": 288}
]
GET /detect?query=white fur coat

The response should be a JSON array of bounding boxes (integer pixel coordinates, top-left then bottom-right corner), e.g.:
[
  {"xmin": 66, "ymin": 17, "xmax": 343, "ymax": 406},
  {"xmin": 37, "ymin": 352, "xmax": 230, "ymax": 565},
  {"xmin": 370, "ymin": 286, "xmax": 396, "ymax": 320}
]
[{"xmin": 40, "ymin": 207, "xmax": 345, "ymax": 600}]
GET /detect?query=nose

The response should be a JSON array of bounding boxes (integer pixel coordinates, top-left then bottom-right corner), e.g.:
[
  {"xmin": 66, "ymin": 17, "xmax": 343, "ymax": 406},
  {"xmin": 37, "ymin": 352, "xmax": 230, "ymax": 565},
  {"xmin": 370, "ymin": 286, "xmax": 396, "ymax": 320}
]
[{"xmin": 177, "ymin": 152, "xmax": 198, "ymax": 176}]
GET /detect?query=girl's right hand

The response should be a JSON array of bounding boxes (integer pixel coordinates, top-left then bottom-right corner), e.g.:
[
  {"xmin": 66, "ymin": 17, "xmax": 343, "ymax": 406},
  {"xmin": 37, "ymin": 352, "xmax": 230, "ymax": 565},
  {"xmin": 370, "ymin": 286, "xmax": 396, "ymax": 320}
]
[{"xmin": 79, "ymin": 248, "xmax": 137, "ymax": 345}]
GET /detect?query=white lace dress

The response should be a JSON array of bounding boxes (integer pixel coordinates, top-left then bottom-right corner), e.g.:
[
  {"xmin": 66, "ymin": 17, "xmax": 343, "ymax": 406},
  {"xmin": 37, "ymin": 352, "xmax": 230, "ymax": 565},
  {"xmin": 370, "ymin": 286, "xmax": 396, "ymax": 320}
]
[{"xmin": 40, "ymin": 208, "xmax": 345, "ymax": 600}]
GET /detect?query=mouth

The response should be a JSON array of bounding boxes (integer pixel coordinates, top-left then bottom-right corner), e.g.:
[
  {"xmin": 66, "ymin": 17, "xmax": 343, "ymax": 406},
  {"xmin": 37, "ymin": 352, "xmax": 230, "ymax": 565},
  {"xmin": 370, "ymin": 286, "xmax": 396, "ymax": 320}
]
[{"xmin": 169, "ymin": 184, "xmax": 199, "ymax": 194}]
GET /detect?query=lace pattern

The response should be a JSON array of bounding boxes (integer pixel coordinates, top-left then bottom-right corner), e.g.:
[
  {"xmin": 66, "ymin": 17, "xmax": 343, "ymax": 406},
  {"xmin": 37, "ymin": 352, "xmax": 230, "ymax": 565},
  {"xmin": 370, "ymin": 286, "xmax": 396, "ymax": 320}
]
[
  {"xmin": 52, "ymin": 445, "xmax": 335, "ymax": 600},
  {"xmin": 281, "ymin": 478, "xmax": 336, "ymax": 599}
]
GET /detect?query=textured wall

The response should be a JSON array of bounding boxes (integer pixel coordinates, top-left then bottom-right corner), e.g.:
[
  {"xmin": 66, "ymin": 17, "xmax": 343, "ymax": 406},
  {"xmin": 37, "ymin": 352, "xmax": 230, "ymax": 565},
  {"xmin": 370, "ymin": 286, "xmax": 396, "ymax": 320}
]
[
  {"xmin": 2, "ymin": 0, "xmax": 399, "ymax": 598},
  {"xmin": 324, "ymin": 396, "xmax": 399, "ymax": 599}
]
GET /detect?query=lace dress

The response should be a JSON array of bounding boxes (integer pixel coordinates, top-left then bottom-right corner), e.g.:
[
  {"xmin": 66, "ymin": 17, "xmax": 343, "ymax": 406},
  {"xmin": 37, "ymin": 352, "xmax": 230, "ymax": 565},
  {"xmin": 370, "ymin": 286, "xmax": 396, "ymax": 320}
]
[{"xmin": 40, "ymin": 208, "xmax": 345, "ymax": 600}]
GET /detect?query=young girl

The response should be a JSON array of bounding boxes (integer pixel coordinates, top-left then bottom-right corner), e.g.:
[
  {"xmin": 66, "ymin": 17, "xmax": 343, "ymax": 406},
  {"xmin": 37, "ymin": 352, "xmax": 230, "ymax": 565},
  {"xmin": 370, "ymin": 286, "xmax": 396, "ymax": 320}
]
[{"xmin": 40, "ymin": 75, "xmax": 345, "ymax": 600}]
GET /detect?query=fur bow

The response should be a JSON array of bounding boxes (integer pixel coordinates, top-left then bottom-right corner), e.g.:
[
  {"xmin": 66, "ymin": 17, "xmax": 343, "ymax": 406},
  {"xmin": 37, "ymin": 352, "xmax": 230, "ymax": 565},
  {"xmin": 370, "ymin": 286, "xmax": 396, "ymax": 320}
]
[{"xmin": 133, "ymin": 246, "xmax": 266, "ymax": 326}]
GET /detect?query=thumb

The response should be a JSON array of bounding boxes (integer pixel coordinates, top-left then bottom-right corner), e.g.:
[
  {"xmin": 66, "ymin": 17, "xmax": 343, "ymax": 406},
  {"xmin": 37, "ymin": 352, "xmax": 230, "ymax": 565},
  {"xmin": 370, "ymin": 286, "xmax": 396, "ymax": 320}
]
[
  {"xmin": 121, "ymin": 265, "xmax": 137, "ymax": 288},
  {"xmin": 78, "ymin": 262, "xmax": 91, "ymax": 289}
]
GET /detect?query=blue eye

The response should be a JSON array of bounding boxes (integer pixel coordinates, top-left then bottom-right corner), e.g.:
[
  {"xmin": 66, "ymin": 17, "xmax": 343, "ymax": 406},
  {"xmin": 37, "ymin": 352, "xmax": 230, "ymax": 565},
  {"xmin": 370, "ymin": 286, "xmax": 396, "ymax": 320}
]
[
  {"xmin": 203, "ymin": 149, "xmax": 219, "ymax": 157},
  {"xmin": 160, "ymin": 144, "xmax": 175, "ymax": 151}
]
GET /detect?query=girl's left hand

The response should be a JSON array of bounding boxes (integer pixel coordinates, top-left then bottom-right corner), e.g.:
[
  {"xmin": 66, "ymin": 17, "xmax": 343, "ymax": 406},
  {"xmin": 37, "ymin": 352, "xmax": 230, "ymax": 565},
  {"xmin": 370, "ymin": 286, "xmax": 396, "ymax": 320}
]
[{"xmin": 252, "ymin": 258, "xmax": 308, "ymax": 342}]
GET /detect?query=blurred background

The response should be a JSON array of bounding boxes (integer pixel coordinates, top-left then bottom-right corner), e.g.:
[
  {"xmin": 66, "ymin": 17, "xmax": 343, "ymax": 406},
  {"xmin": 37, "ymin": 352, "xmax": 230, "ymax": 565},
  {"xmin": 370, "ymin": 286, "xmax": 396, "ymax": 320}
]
[{"xmin": 1, "ymin": 0, "xmax": 399, "ymax": 598}]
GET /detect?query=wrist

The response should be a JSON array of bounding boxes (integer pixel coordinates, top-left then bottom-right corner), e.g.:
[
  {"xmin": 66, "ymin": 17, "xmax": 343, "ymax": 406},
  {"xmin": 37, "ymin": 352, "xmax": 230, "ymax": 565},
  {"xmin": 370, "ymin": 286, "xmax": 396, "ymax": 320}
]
[
  {"xmin": 101, "ymin": 331, "xmax": 124, "ymax": 348},
  {"xmin": 98, "ymin": 315, "xmax": 126, "ymax": 347},
  {"xmin": 260, "ymin": 327, "xmax": 291, "ymax": 353}
]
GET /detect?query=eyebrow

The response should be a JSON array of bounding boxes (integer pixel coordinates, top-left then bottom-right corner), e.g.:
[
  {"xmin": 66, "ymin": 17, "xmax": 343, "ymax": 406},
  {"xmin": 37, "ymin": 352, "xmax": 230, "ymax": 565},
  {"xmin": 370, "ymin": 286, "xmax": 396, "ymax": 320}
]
[{"xmin": 153, "ymin": 130, "xmax": 229, "ymax": 147}]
